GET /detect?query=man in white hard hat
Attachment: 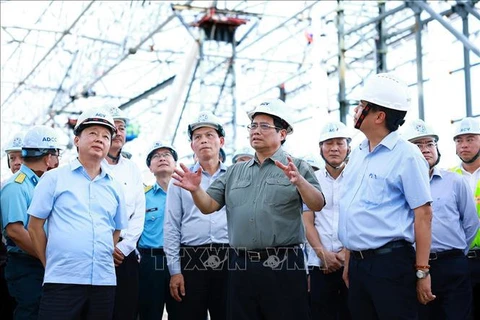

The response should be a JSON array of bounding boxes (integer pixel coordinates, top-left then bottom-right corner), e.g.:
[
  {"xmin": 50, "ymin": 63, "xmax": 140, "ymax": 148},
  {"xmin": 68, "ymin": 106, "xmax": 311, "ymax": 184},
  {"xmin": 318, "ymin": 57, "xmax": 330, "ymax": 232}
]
[
  {"xmin": 449, "ymin": 116, "xmax": 480, "ymax": 319},
  {"xmin": 5, "ymin": 132, "xmax": 24, "ymax": 174},
  {"xmin": 171, "ymin": 99, "xmax": 324, "ymax": 319},
  {"xmin": 338, "ymin": 73, "xmax": 435, "ymax": 319},
  {"xmin": 138, "ymin": 141, "xmax": 178, "ymax": 320},
  {"xmin": 404, "ymin": 119, "xmax": 478, "ymax": 319},
  {"xmin": 303, "ymin": 120, "xmax": 351, "ymax": 320},
  {"xmin": 103, "ymin": 106, "xmax": 145, "ymax": 320},
  {"xmin": 232, "ymin": 147, "xmax": 254, "ymax": 164},
  {"xmin": 27, "ymin": 107, "xmax": 127, "ymax": 319},
  {"xmin": 164, "ymin": 111, "xmax": 229, "ymax": 320},
  {"xmin": 1, "ymin": 125, "xmax": 62, "ymax": 319}
]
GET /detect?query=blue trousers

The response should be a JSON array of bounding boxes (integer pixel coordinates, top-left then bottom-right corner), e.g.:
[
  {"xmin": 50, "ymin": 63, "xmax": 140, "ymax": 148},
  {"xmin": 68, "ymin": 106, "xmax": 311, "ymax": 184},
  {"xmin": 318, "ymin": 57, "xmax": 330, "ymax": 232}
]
[
  {"xmin": 418, "ymin": 254, "xmax": 471, "ymax": 320},
  {"xmin": 4, "ymin": 253, "xmax": 44, "ymax": 320},
  {"xmin": 348, "ymin": 245, "xmax": 417, "ymax": 320},
  {"xmin": 309, "ymin": 266, "xmax": 350, "ymax": 320},
  {"xmin": 138, "ymin": 248, "xmax": 176, "ymax": 320}
]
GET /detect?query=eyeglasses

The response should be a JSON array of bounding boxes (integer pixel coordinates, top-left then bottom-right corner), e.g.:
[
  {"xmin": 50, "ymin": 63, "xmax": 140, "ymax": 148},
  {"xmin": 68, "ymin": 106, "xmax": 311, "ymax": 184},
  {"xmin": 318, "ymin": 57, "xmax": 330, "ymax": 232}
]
[
  {"xmin": 414, "ymin": 142, "xmax": 437, "ymax": 150},
  {"xmin": 247, "ymin": 123, "xmax": 282, "ymax": 132},
  {"xmin": 151, "ymin": 152, "xmax": 172, "ymax": 160}
]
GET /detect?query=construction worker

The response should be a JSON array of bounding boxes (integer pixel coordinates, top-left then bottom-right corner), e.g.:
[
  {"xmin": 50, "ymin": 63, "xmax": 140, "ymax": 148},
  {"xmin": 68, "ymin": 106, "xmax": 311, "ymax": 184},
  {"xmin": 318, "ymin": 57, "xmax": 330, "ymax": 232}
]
[
  {"xmin": 164, "ymin": 111, "xmax": 229, "ymax": 320},
  {"xmin": 1, "ymin": 125, "xmax": 62, "ymax": 320},
  {"xmin": 138, "ymin": 141, "xmax": 178, "ymax": 320},
  {"xmin": 404, "ymin": 119, "xmax": 479, "ymax": 319},
  {"xmin": 303, "ymin": 121, "xmax": 351, "ymax": 320},
  {"xmin": 171, "ymin": 99, "xmax": 325, "ymax": 320},
  {"xmin": 27, "ymin": 107, "xmax": 128, "ymax": 319},
  {"xmin": 1, "ymin": 132, "xmax": 24, "ymax": 319},
  {"xmin": 5, "ymin": 132, "xmax": 24, "ymax": 174},
  {"xmin": 232, "ymin": 147, "xmax": 254, "ymax": 164},
  {"xmin": 104, "ymin": 106, "xmax": 145, "ymax": 320},
  {"xmin": 450, "ymin": 117, "xmax": 480, "ymax": 319},
  {"xmin": 339, "ymin": 73, "xmax": 434, "ymax": 319}
]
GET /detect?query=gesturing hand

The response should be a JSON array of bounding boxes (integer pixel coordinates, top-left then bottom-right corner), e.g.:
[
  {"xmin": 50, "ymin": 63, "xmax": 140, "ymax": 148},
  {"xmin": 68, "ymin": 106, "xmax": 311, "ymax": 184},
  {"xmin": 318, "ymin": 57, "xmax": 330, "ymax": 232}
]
[
  {"xmin": 172, "ymin": 163, "xmax": 202, "ymax": 192},
  {"xmin": 275, "ymin": 156, "xmax": 302, "ymax": 186}
]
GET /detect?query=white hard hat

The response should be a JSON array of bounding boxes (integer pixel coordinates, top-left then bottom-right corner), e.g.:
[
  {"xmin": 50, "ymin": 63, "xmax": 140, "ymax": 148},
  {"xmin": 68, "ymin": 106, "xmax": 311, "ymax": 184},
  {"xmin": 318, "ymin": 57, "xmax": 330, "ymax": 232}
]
[
  {"xmin": 303, "ymin": 153, "xmax": 323, "ymax": 171},
  {"xmin": 319, "ymin": 121, "xmax": 352, "ymax": 143},
  {"xmin": 146, "ymin": 141, "xmax": 178, "ymax": 166},
  {"xmin": 247, "ymin": 99, "xmax": 294, "ymax": 134},
  {"xmin": 453, "ymin": 117, "xmax": 480, "ymax": 140},
  {"xmin": 232, "ymin": 147, "xmax": 254, "ymax": 163},
  {"xmin": 5, "ymin": 132, "xmax": 24, "ymax": 153},
  {"xmin": 187, "ymin": 111, "xmax": 225, "ymax": 140},
  {"xmin": 22, "ymin": 126, "xmax": 62, "ymax": 157},
  {"xmin": 74, "ymin": 107, "xmax": 117, "ymax": 136},
  {"xmin": 402, "ymin": 119, "xmax": 439, "ymax": 142},
  {"xmin": 106, "ymin": 106, "xmax": 130, "ymax": 124},
  {"xmin": 359, "ymin": 73, "xmax": 410, "ymax": 111}
]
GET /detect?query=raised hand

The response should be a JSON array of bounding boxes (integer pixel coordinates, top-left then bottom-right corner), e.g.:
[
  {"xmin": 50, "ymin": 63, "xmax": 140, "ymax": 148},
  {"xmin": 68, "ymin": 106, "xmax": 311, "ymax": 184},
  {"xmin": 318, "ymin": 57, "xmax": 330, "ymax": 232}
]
[
  {"xmin": 275, "ymin": 156, "xmax": 302, "ymax": 185},
  {"xmin": 172, "ymin": 163, "xmax": 202, "ymax": 192}
]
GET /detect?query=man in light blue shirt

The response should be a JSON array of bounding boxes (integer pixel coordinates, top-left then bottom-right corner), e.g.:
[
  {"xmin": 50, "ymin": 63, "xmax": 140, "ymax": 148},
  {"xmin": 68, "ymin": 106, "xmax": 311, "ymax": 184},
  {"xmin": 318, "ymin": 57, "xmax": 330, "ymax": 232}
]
[
  {"xmin": 339, "ymin": 73, "xmax": 435, "ymax": 319},
  {"xmin": 404, "ymin": 119, "xmax": 479, "ymax": 319},
  {"xmin": 1, "ymin": 125, "xmax": 62, "ymax": 320},
  {"xmin": 138, "ymin": 141, "xmax": 178, "ymax": 320},
  {"xmin": 27, "ymin": 107, "xmax": 128, "ymax": 320},
  {"xmin": 164, "ymin": 111, "xmax": 229, "ymax": 320}
]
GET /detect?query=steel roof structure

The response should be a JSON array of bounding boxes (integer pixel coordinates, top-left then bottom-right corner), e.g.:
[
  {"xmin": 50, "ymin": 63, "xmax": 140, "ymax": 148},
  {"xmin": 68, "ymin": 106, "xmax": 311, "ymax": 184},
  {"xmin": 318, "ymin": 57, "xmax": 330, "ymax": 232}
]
[{"xmin": 1, "ymin": 0, "xmax": 479, "ymax": 177}]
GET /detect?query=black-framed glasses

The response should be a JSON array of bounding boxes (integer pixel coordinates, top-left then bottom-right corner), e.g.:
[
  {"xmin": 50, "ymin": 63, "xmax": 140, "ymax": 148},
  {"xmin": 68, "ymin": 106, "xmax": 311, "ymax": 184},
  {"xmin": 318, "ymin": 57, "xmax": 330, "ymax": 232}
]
[{"xmin": 247, "ymin": 123, "xmax": 282, "ymax": 132}]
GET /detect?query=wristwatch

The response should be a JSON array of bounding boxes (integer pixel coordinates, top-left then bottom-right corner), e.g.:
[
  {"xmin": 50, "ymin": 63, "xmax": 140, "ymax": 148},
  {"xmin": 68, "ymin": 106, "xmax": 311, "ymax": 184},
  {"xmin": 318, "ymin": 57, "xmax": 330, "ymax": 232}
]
[{"xmin": 416, "ymin": 269, "xmax": 430, "ymax": 279}]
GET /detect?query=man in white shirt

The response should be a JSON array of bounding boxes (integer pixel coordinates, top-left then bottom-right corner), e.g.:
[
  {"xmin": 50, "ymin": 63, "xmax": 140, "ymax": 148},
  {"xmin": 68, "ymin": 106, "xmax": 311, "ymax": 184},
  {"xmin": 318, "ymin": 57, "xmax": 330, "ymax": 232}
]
[
  {"xmin": 303, "ymin": 121, "xmax": 351, "ymax": 320},
  {"xmin": 104, "ymin": 106, "xmax": 146, "ymax": 320}
]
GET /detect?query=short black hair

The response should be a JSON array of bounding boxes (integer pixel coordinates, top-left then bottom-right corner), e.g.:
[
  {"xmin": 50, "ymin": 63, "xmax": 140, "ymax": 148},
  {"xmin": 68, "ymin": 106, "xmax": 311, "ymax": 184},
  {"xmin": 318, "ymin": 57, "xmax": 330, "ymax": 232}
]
[{"xmin": 368, "ymin": 102, "xmax": 407, "ymax": 132}]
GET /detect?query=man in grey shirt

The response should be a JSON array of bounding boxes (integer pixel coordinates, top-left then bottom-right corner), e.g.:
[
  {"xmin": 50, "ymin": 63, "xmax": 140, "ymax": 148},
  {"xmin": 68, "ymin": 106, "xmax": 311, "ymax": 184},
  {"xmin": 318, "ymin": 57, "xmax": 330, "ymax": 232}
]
[{"xmin": 172, "ymin": 99, "xmax": 325, "ymax": 320}]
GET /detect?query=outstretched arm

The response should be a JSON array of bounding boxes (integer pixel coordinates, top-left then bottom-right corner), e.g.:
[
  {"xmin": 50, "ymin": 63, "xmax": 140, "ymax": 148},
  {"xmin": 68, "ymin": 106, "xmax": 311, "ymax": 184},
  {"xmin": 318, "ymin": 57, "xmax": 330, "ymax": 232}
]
[{"xmin": 172, "ymin": 163, "xmax": 221, "ymax": 214}]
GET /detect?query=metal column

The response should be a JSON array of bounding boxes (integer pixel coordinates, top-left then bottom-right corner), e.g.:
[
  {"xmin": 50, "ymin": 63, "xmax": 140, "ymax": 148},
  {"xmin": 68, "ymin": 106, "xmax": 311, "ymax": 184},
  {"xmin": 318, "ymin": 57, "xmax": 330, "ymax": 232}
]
[
  {"xmin": 414, "ymin": 7, "xmax": 425, "ymax": 120},
  {"xmin": 375, "ymin": 1, "xmax": 387, "ymax": 73},
  {"xmin": 337, "ymin": 0, "xmax": 347, "ymax": 124}
]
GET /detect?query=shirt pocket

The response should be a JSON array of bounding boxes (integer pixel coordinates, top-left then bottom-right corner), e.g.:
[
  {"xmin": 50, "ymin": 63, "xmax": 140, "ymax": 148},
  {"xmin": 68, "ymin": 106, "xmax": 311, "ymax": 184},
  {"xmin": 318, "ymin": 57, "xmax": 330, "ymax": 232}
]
[
  {"xmin": 364, "ymin": 173, "xmax": 386, "ymax": 206},
  {"xmin": 228, "ymin": 179, "xmax": 251, "ymax": 207},
  {"xmin": 265, "ymin": 177, "xmax": 297, "ymax": 205}
]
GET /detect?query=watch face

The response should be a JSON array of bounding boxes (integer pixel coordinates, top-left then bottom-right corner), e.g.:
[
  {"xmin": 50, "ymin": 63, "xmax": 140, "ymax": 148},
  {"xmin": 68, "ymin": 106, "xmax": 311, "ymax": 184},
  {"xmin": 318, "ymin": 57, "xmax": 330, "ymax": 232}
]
[{"xmin": 416, "ymin": 270, "xmax": 426, "ymax": 279}]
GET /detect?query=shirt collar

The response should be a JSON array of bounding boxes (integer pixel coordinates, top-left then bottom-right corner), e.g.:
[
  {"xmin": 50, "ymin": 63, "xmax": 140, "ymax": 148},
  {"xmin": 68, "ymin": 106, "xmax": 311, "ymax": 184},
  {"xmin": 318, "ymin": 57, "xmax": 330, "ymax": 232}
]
[
  {"xmin": 359, "ymin": 131, "xmax": 400, "ymax": 152},
  {"xmin": 249, "ymin": 147, "xmax": 288, "ymax": 166},
  {"xmin": 153, "ymin": 182, "xmax": 167, "ymax": 194},
  {"xmin": 70, "ymin": 158, "xmax": 112, "ymax": 179},
  {"xmin": 19, "ymin": 164, "xmax": 40, "ymax": 182},
  {"xmin": 192, "ymin": 161, "xmax": 228, "ymax": 174},
  {"xmin": 431, "ymin": 166, "xmax": 443, "ymax": 179}
]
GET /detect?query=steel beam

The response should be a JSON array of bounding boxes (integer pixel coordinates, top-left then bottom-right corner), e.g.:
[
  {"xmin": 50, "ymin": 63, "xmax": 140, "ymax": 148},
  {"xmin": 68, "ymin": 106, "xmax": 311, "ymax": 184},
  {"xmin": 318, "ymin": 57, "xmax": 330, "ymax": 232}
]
[
  {"xmin": 337, "ymin": 0, "xmax": 347, "ymax": 124},
  {"xmin": 1, "ymin": 0, "xmax": 95, "ymax": 108},
  {"xmin": 414, "ymin": 8, "xmax": 425, "ymax": 120},
  {"xmin": 413, "ymin": 0, "xmax": 480, "ymax": 57},
  {"xmin": 344, "ymin": 3, "xmax": 407, "ymax": 36},
  {"xmin": 118, "ymin": 75, "xmax": 175, "ymax": 110}
]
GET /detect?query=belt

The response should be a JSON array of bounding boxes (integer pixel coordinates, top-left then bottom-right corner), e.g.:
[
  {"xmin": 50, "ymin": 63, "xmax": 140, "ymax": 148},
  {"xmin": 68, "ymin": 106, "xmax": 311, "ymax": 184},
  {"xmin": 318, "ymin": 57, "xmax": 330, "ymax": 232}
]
[
  {"xmin": 350, "ymin": 240, "xmax": 411, "ymax": 260},
  {"xmin": 181, "ymin": 243, "xmax": 230, "ymax": 250},
  {"xmin": 467, "ymin": 249, "xmax": 480, "ymax": 259},
  {"xmin": 138, "ymin": 248, "xmax": 165, "ymax": 255},
  {"xmin": 237, "ymin": 244, "xmax": 300, "ymax": 262},
  {"xmin": 429, "ymin": 249, "xmax": 464, "ymax": 261}
]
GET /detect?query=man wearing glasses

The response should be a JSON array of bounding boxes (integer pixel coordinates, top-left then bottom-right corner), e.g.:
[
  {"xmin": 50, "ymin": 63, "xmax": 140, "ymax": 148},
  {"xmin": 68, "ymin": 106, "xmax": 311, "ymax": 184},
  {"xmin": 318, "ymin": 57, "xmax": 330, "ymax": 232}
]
[
  {"xmin": 404, "ymin": 119, "xmax": 478, "ymax": 319},
  {"xmin": 1, "ymin": 125, "xmax": 62, "ymax": 319},
  {"xmin": 450, "ymin": 117, "xmax": 480, "ymax": 319},
  {"xmin": 171, "ymin": 99, "xmax": 324, "ymax": 320}
]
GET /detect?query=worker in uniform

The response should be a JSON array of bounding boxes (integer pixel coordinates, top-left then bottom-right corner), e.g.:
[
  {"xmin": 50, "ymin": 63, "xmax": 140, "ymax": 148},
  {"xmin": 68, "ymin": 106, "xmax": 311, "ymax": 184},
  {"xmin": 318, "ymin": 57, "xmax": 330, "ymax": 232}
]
[
  {"xmin": 138, "ymin": 141, "xmax": 178, "ymax": 320},
  {"xmin": 232, "ymin": 147, "xmax": 254, "ymax": 164},
  {"xmin": 1, "ymin": 125, "xmax": 62, "ymax": 320},
  {"xmin": 404, "ymin": 119, "xmax": 479, "ymax": 319},
  {"xmin": 1, "ymin": 131, "xmax": 24, "ymax": 319},
  {"xmin": 303, "ymin": 121, "xmax": 351, "ymax": 320},
  {"xmin": 27, "ymin": 108, "xmax": 128, "ymax": 319},
  {"xmin": 449, "ymin": 117, "xmax": 480, "ymax": 319},
  {"xmin": 339, "ymin": 73, "xmax": 435, "ymax": 319},
  {"xmin": 171, "ymin": 99, "xmax": 325, "ymax": 320},
  {"xmin": 104, "ymin": 106, "xmax": 146, "ymax": 320},
  {"xmin": 164, "ymin": 111, "xmax": 229, "ymax": 320}
]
